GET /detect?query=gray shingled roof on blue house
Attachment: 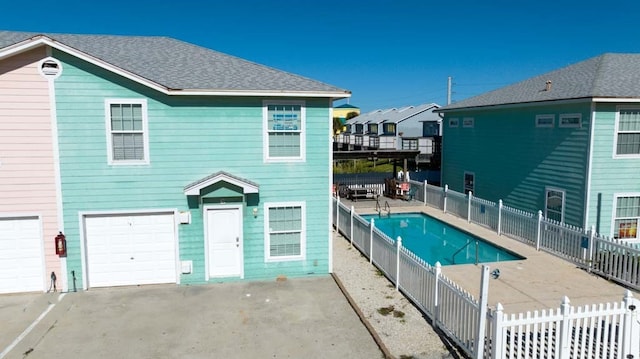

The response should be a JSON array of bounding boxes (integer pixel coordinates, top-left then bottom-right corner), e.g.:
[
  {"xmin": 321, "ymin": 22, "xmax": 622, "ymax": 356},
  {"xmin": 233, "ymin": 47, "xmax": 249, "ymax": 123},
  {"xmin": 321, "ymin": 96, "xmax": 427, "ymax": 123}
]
[
  {"xmin": 0, "ymin": 31, "xmax": 350, "ymax": 95},
  {"xmin": 437, "ymin": 53, "xmax": 640, "ymax": 111}
]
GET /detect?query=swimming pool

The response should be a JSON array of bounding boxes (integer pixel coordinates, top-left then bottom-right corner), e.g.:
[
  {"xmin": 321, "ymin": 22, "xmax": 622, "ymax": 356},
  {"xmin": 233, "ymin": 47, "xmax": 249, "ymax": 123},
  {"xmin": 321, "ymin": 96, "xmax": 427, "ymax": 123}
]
[{"xmin": 362, "ymin": 213, "xmax": 524, "ymax": 266}]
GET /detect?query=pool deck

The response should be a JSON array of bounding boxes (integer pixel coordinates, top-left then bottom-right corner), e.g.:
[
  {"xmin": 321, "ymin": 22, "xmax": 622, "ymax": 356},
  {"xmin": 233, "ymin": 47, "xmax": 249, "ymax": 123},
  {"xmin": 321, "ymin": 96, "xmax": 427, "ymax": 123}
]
[{"xmin": 338, "ymin": 196, "xmax": 638, "ymax": 314}]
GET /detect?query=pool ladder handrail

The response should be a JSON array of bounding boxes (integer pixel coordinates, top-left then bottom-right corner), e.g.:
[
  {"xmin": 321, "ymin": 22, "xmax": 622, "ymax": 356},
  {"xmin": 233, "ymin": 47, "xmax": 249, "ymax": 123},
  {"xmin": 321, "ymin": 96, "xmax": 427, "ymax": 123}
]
[
  {"xmin": 375, "ymin": 198, "xmax": 391, "ymax": 217},
  {"xmin": 451, "ymin": 240, "xmax": 479, "ymax": 265}
]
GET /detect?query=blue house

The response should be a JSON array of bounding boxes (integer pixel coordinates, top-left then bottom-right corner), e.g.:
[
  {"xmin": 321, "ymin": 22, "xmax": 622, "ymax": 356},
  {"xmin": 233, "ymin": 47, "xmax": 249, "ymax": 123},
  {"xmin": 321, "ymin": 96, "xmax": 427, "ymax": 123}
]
[
  {"xmin": 0, "ymin": 31, "xmax": 350, "ymax": 291},
  {"xmin": 437, "ymin": 53, "xmax": 640, "ymax": 243}
]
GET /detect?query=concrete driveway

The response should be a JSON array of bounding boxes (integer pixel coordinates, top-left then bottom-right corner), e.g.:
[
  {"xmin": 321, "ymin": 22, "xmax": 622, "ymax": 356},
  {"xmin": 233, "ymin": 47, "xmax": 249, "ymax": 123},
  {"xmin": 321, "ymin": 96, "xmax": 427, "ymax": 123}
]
[{"xmin": 1, "ymin": 277, "xmax": 383, "ymax": 359}]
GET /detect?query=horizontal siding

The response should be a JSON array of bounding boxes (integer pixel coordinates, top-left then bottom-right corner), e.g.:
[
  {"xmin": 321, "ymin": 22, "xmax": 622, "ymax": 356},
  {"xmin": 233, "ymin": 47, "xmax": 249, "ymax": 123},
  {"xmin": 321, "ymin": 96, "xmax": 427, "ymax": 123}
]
[
  {"xmin": 442, "ymin": 103, "xmax": 590, "ymax": 226},
  {"xmin": 53, "ymin": 50, "xmax": 331, "ymax": 285},
  {"xmin": 587, "ymin": 103, "xmax": 640, "ymax": 236},
  {"xmin": 0, "ymin": 47, "xmax": 61, "ymax": 283}
]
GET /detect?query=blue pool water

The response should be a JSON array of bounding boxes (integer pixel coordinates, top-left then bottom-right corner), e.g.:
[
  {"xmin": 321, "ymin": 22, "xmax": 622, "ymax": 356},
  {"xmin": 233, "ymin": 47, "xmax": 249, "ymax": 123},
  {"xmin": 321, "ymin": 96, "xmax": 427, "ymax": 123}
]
[{"xmin": 362, "ymin": 213, "xmax": 524, "ymax": 266}]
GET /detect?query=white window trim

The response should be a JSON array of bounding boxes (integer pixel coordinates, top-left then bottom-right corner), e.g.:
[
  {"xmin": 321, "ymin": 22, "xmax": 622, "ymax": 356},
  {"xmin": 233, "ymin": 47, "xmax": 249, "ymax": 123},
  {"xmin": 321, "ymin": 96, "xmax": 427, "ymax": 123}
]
[
  {"xmin": 535, "ymin": 114, "xmax": 555, "ymax": 128},
  {"xmin": 463, "ymin": 171, "xmax": 475, "ymax": 194},
  {"xmin": 462, "ymin": 117, "xmax": 474, "ymax": 128},
  {"xmin": 544, "ymin": 186, "xmax": 566, "ymax": 223},
  {"xmin": 611, "ymin": 193, "xmax": 640, "ymax": 242},
  {"xmin": 613, "ymin": 105, "xmax": 640, "ymax": 159},
  {"xmin": 449, "ymin": 118, "xmax": 459, "ymax": 128},
  {"xmin": 105, "ymin": 99, "xmax": 149, "ymax": 165},
  {"xmin": 558, "ymin": 113, "xmax": 582, "ymax": 128},
  {"xmin": 263, "ymin": 100, "xmax": 306, "ymax": 163},
  {"xmin": 264, "ymin": 201, "xmax": 306, "ymax": 262}
]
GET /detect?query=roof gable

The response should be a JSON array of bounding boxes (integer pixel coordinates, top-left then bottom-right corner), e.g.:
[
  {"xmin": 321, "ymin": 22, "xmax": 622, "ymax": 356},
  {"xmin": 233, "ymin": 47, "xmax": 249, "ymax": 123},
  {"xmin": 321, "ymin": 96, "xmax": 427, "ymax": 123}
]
[
  {"xmin": 438, "ymin": 53, "xmax": 640, "ymax": 111},
  {"xmin": 0, "ymin": 31, "xmax": 350, "ymax": 97}
]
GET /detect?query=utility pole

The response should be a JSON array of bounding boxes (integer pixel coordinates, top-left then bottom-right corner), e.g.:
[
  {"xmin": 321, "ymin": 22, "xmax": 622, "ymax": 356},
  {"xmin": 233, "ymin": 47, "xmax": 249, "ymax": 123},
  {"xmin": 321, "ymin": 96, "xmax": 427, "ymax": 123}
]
[{"xmin": 447, "ymin": 76, "xmax": 452, "ymax": 105}]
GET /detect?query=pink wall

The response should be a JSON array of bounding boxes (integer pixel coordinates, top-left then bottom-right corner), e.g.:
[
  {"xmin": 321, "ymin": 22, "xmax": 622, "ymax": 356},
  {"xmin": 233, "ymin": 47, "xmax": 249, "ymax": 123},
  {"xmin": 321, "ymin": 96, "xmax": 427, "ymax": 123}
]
[{"xmin": 0, "ymin": 47, "xmax": 61, "ymax": 290}]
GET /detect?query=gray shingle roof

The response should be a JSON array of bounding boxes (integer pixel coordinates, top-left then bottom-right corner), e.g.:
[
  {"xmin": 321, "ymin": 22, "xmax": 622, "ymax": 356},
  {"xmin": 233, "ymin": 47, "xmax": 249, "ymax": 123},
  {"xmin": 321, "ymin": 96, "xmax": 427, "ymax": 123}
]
[
  {"xmin": 438, "ymin": 53, "xmax": 640, "ymax": 111},
  {"xmin": 0, "ymin": 31, "xmax": 350, "ymax": 95}
]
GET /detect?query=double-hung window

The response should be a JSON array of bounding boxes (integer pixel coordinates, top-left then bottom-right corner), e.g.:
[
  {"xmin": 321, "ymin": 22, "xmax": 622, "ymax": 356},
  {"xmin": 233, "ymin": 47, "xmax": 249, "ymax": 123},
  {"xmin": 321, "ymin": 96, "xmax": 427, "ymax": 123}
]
[
  {"xmin": 545, "ymin": 187, "xmax": 565, "ymax": 223},
  {"xmin": 264, "ymin": 101, "xmax": 305, "ymax": 162},
  {"xmin": 265, "ymin": 202, "xmax": 305, "ymax": 261},
  {"xmin": 615, "ymin": 108, "xmax": 640, "ymax": 157},
  {"xmin": 382, "ymin": 123, "xmax": 396, "ymax": 135},
  {"xmin": 106, "ymin": 99, "xmax": 149, "ymax": 164},
  {"xmin": 613, "ymin": 195, "xmax": 640, "ymax": 240}
]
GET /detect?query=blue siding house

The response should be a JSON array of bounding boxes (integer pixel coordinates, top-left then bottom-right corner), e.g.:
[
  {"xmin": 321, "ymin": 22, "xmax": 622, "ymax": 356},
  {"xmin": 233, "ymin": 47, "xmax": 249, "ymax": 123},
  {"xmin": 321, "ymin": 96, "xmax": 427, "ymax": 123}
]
[
  {"xmin": 0, "ymin": 31, "xmax": 350, "ymax": 290},
  {"xmin": 437, "ymin": 53, "xmax": 640, "ymax": 244}
]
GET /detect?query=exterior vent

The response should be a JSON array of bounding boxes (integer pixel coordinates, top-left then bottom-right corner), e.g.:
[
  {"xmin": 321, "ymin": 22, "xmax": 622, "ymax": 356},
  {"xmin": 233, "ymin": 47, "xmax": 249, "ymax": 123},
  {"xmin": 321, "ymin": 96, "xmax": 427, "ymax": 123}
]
[
  {"xmin": 39, "ymin": 58, "xmax": 62, "ymax": 78},
  {"xmin": 545, "ymin": 80, "xmax": 552, "ymax": 91}
]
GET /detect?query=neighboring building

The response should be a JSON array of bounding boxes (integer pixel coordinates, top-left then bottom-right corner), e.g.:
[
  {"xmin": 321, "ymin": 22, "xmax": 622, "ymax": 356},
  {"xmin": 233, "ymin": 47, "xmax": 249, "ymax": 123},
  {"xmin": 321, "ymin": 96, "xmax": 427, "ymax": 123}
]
[
  {"xmin": 337, "ymin": 103, "xmax": 442, "ymax": 166},
  {"xmin": 437, "ymin": 53, "xmax": 640, "ymax": 242},
  {"xmin": 0, "ymin": 31, "xmax": 349, "ymax": 293},
  {"xmin": 333, "ymin": 103, "xmax": 360, "ymax": 124}
]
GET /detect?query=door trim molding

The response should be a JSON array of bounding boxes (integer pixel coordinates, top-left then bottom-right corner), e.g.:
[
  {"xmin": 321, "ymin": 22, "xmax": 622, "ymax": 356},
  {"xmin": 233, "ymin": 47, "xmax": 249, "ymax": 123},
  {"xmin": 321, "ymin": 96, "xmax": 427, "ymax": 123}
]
[{"xmin": 204, "ymin": 204, "xmax": 244, "ymax": 280}]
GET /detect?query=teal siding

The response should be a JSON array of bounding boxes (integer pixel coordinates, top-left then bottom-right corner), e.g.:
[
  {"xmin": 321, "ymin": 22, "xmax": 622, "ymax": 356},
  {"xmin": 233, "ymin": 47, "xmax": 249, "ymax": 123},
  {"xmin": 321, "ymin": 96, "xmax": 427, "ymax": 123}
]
[
  {"xmin": 586, "ymin": 103, "xmax": 640, "ymax": 236},
  {"xmin": 53, "ymin": 50, "xmax": 331, "ymax": 288},
  {"xmin": 441, "ymin": 103, "xmax": 591, "ymax": 226}
]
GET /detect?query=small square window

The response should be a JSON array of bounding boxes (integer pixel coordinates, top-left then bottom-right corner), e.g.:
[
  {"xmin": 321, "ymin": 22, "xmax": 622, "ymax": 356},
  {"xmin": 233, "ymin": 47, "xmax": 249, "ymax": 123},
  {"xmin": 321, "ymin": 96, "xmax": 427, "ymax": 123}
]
[
  {"xmin": 462, "ymin": 117, "xmax": 474, "ymax": 128},
  {"xmin": 559, "ymin": 114, "xmax": 581, "ymax": 128},
  {"xmin": 536, "ymin": 115, "xmax": 555, "ymax": 128},
  {"xmin": 449, "ymin": 118, "xmax": 459, "ymax": 127}
]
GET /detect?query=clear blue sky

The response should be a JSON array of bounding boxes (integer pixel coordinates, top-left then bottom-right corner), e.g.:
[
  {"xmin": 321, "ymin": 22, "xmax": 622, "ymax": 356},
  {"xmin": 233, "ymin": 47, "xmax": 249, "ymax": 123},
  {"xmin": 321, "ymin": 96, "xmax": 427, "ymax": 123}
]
[{"xmin": 4, "ymin": 0, "xmax": 640, "ymax": 112}]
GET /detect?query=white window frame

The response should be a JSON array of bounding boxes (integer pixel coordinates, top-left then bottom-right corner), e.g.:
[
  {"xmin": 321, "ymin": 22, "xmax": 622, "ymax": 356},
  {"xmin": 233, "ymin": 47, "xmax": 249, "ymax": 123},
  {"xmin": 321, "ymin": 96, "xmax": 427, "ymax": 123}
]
[
  {"xmin": 263, "ymin": 100, "xmax": 306, "ymax": 163},
  {"xmin": 462, "ymin": 117, "xmax": 474, "ymax": 128},
  {"xmin": 544, "ymin": 187, "xmax": 566, "ymax": 223},
  {"xmin": 535, "ymin": 114, "xmax": 555, "ymax": 128},
  {"xmin": 264, "ymin": 201, "xmax": 306, "ymax": 262},
  {"xmin": 463, "ymin": 171, "xmax": 475, "ymax": 195},
  {"xmin": 449, "ymin": 118, "xmax": 459, "ymax": 128},
  {"xmin": 105, "ymin": 99, "xmax": 149, "ymax": 165},
  {"xmin": 611, "ymin": 193, "xmax": 640, "ymax": 242},
  {"xmin": 613, "ymin": 106, "xmax": 640, "ymax": 159},
  {"xmin": 559, "ymin": 113, "xmax": 581, "ymax": 128}
]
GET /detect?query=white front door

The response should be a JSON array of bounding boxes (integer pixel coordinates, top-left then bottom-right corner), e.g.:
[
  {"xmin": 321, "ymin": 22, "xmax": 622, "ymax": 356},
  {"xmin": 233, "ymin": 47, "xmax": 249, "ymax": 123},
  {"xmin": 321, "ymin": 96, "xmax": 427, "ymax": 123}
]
[{"xmin": 207, "ymin": 207, "xmax": 242, "ymax": 278}]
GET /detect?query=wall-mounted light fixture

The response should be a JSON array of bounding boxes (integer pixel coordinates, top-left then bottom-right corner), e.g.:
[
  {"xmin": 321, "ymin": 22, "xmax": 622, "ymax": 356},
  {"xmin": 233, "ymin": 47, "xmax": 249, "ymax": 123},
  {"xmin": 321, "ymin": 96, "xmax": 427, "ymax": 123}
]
[{"xmin": 252, "ymin": 208, "xmax": 258, "ymax": 218}]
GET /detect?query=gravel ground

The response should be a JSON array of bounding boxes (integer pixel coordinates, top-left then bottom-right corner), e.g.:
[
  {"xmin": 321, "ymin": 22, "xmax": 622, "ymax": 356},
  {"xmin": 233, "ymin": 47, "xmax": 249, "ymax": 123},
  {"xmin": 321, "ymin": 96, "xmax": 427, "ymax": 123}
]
[{"xmin": 332, "ymin": 230, "xmax": 461, "ymax": 359}]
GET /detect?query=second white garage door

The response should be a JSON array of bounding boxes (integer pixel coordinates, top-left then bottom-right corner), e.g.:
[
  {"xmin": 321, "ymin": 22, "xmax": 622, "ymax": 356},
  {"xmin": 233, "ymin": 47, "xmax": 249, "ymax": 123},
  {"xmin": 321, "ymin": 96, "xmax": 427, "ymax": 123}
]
[{"xmin": 85, "ymin": 213, "xmax": 177, "ymax": 288}]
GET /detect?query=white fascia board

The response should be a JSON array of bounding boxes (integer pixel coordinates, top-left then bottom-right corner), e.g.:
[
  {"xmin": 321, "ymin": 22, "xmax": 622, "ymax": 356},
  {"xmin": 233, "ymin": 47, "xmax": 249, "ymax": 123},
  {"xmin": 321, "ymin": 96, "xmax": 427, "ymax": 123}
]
[
  {"xmin": 592, "ymin": 97, "xmax": 640, "ymax": 103},
  {"xmin": 0, "ymin": 37, "xmax": 351, "ymax": 99}
]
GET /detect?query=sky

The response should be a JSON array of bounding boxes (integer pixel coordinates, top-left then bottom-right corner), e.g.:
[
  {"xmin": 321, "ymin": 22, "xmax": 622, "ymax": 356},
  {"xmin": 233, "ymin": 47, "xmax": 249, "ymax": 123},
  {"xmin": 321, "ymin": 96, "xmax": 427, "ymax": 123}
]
[{"xmin": 3, "ymin": 0, "xmax": 640, "ymax": 113}]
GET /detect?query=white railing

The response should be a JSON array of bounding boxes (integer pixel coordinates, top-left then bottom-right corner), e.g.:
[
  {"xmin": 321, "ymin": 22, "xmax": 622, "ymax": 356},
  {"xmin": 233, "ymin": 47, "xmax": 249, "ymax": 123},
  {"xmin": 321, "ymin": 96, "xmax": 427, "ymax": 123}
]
[
  {"xmin": 333, "ymin": 197, "xmax": 640, "ymax": 359},
  {"xmin": 403, "ymin": 182, "xmax": 640, "ymax": 291}
]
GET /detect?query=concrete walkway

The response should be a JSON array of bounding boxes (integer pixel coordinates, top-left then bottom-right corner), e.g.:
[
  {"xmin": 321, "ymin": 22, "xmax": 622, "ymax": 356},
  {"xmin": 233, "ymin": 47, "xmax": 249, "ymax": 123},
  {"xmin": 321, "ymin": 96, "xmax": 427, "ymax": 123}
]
[{"xmin": 341, "ymin": 196, "xmax": 637, "ymax": 314}]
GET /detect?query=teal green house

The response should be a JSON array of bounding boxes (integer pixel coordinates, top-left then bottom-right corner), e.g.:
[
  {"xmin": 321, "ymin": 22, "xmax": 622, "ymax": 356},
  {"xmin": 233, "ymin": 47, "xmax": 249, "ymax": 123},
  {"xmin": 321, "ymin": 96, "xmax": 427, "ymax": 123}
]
[
  {"xmin": 0, "ymin": 31, "xmax": 350, "ymax": 291},
  {"xmin": 437, "ymin": 53, "xmax": 640, "ymax": 243}
]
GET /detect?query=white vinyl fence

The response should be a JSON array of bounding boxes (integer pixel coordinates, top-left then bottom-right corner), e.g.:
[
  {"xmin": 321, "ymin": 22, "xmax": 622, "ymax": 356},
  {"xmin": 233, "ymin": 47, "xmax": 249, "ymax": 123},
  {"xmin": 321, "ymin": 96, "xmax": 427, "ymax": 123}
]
[
  {"xmin": 407, "ymin": 180, "xmax": 640, "ymax": 292},
  {"xmin": 333, "ymin": 197, "xmax": 640, "ymax": 359}
]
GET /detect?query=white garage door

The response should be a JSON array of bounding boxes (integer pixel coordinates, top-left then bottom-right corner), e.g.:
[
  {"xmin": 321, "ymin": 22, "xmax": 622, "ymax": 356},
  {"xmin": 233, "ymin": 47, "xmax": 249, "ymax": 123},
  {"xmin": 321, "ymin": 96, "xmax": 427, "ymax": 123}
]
[
  {"xmin": 85, "ymin": 213, "xmax": 177, "ymax": 288},
  {"xmin": 0, "ymin": 217, "xmax": 44, "ymax": 294}
]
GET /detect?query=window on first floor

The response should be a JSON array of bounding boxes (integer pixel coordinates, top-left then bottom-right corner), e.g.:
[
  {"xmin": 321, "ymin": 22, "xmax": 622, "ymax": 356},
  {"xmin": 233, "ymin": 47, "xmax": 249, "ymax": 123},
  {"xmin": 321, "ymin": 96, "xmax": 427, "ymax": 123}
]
[
  {"xmin": 264, "ymin": 101, "xmax": 305, "ymax": 162},
  {"xmin": 545, "ymin": 187, "xmax": 565, "ymax": 223},
  {"xmin": 613, "ymin": 195, "xmax": 640, "ymax": 240},
  {"xmin": 265, "ymin": 202, "xmax": 305, "ymax": 261},
  {"xmin": 402, "ymin": 138, "xmax": 418, "ymax": 150},
  {"xmin": 106, "ymin": 99, "xmax": 149, "ymax": 164},
  {"xmin": 464, "ymin": 172, "xmax": 474, "ymax": 195},
  {"xmin": 615, "ymin": 108, "xmax": 640, "ymax": 156}
]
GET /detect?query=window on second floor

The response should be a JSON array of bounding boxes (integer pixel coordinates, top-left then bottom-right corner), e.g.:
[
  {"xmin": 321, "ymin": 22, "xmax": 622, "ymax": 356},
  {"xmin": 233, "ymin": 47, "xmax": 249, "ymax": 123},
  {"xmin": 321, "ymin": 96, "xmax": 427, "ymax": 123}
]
[
  {"xmin": 354, "ymin": 124, "xmax": 364, "ymax": 134},
  {"xmin": 559, "ymin": 113, "xmax": 581, "ymax": 128},
  {"xmin": 615, "ymin": 108, "xmax": 640, "ymax": 157},
  {"xmin": 423, "ymin": 122, "xmax": 439, "ymax": 137},
  {"xmin": 264, "ymin": 101, "xmax": 305, "ymax": 162},
  {"xmin": 106, "ymin": 99, "xmax": 149, "ymax": 165},
  {"xmin": 383, "ymin": 123, "xmax": 396, "ymax": 135},
  {"xmin": 367, "ymin": 123, "xmax": 378, "ymax": 134}
]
